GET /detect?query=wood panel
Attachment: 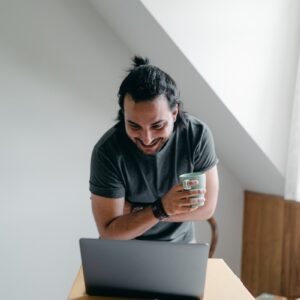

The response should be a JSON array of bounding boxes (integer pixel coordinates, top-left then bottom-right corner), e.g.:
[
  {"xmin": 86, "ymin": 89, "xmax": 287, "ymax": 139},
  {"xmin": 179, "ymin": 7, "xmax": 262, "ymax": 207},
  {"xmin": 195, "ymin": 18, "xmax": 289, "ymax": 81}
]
[
  {"xmin": 242, "ymin": 192, "xmax": 300, "ymax": 299},
  {"xmin": 281, "ymin": 200, "xmax": 300, "ymax": 298},
  {"xmin": 242, "ymin": 191, "xmax": 285, "ymax": 296}
]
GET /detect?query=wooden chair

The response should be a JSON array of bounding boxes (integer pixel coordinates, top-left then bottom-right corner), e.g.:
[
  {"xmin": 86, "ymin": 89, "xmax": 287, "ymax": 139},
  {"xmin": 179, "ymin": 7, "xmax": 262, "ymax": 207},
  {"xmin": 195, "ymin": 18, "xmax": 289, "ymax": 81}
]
[{"xmin": 207, "ymin": 216, "xmax": 218, "ymax": 258}]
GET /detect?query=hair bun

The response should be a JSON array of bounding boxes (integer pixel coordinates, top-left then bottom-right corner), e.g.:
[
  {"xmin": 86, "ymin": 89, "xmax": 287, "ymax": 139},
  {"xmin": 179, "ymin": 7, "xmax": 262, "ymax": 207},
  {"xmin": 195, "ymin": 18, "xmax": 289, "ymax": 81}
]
[{"xmin": 132, "ymin": 55, "xmax": 150, "ymax": 68}]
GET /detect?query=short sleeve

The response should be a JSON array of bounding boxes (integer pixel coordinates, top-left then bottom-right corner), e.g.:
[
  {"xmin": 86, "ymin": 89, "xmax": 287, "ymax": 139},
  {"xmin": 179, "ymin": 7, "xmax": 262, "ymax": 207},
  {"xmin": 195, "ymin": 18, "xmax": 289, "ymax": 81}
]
[
  {"xmin": 193, "ymin": 126, "xmax": 218, "ymax": 172},
  {"xmin": 89, "ymin": 146, "xmax": 125, "ymax": 198}
]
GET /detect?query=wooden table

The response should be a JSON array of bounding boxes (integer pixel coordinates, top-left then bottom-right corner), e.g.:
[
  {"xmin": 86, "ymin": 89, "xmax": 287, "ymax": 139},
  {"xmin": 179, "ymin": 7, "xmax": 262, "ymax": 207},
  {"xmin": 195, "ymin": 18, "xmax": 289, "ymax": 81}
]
[{"xmin": 67, "ymin": 259, "xmax": 255, "ymax": 300}]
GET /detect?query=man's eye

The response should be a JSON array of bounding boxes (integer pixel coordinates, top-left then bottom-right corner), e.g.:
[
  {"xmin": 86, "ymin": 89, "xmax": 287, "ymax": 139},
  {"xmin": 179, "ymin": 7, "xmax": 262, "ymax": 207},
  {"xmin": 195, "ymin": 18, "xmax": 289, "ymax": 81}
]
[
  {"xmin": 129, "ymin": 124, "xmax": 140, "ymax": 130},
  {"xmin": 152, "ymin": 124, "xmax": 164, "ymax": 130}
]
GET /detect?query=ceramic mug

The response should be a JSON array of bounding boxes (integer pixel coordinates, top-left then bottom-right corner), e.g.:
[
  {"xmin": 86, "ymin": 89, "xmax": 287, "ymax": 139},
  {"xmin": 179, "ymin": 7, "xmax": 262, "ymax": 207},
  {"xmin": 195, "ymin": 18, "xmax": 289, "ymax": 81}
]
[{"xmin": 179, "ymin": 172, "xmax": 206, "ymax": 207}]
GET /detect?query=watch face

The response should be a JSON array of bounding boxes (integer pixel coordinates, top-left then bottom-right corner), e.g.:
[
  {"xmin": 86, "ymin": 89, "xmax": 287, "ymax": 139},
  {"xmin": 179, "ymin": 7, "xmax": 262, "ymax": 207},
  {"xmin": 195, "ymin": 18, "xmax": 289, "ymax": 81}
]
[{"xmin": 132, "ymin": 206, "xmax": 144, "ymax": 213}]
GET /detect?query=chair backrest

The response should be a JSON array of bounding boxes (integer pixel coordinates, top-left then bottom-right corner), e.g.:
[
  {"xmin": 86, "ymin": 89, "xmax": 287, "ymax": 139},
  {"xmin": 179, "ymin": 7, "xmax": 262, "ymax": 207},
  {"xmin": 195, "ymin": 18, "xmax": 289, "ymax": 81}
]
[{"xmin": 207, "ymin": 216, "xmax": 218, "ymax": 258}]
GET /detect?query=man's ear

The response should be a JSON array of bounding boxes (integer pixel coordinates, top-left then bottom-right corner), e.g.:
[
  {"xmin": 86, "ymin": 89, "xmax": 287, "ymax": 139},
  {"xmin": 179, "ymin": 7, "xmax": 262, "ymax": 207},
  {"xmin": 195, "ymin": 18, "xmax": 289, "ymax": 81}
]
[{"xmin": 172, "ymin": 104, "xmax": 179, "ymax": 122}]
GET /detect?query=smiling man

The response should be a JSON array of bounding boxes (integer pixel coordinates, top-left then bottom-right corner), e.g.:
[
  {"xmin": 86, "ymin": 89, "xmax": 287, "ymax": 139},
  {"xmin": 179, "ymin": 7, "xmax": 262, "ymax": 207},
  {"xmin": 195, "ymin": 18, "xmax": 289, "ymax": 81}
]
[
  {"xmin": 89, "ymin": 56, "xmax": 219, "ymax": 243},
  {"xmin": 124, "ymin": 93, "xmax": 177, "ymax": 155}
]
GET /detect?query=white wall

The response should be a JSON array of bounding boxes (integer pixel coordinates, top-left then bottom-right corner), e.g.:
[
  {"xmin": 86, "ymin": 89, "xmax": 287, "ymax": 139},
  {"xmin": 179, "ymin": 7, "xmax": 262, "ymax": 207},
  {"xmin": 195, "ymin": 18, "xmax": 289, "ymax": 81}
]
[
  {"xmin": 0, "ymin": 1, "xmax": 131, "ymax": 299},
  {"xmin": 142, "ymin": 0, "xmax": 300, "ymax": 175}
]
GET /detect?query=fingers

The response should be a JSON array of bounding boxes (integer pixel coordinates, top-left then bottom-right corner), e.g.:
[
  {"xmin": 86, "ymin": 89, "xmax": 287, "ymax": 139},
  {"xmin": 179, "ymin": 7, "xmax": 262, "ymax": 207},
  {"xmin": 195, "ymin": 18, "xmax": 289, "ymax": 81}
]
[
  {"xmin": 180, "ymin": 197, "xmax": 204, "ymax": 207},
  {"xmin": 173, "ymin": 184, "xmax": 187, "ymax": 192},
  {"xmin": 178, "ymin": 189, "xmax": 206, "ymax": 199},
  {"xmin": 163, "ymin": 182, "xmax": 206, "ymax": 215},
  {"xmin": 176, "ymin": 202, "xmax": 201, "ymax": 214},
  {"xmin": 164, "ymin": 196, "xmax": 205, "ymax": 215}
]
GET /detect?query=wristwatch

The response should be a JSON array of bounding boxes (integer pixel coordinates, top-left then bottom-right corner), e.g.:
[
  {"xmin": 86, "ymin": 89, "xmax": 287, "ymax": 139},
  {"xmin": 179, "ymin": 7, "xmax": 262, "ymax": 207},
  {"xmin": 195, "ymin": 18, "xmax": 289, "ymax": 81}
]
[
  {"xmin": 151, "ymin": 198, "xmax": 169, "ymax": 220},
  {"xmin": 132, "ymin": 206, "xmax": 144, "ymax": 213}
]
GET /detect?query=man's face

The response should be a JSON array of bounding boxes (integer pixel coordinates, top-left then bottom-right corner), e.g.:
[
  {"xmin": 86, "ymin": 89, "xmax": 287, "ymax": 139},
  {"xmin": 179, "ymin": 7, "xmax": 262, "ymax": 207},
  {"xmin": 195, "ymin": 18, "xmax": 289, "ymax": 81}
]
[{"xmin": 123, "ymin": 94, "xmax": 178, "ymax": 155}]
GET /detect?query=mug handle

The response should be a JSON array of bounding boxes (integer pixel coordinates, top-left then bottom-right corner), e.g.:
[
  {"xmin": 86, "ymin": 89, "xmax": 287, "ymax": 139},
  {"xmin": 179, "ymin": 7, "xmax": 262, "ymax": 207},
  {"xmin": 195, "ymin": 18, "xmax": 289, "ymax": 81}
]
[{"xmin": 182, "ymin": 179, "xmax": 192, "ymax": 190}]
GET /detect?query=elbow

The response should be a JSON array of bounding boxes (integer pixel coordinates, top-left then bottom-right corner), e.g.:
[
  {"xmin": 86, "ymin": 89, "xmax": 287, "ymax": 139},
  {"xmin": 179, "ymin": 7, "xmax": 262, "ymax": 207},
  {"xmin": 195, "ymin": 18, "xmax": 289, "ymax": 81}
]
[
  {"xmin": 98, "ymin": 229, "xmax": 118, "ymax": 240},
  {"xmin": 203, "ymin": 193, "xmax": 218, "ymax": 220},
  {"xmin": 99, "ymin": 230, "xmax": 130, "ymax": 241},
  {"xmin": 205, "ymin": 207, "xmax": 215, "ymax": 220},
  {"xmin": 100, "ymin": 233, "xmax": 126, "ymax": 240},
  {"xmin": 99, "ymin": 222, "xmax": 132, "ymax": 241},
  {"xmin": 95, "ymin": 221, "xmax": 113, "ymax": 240},
  {"xmin": 203, "ymin": 200, "xmax": 217, "ymax": 220},
  {"xmin": 98, "ymin": 229, "xmax": 113, "ymax": 240}
]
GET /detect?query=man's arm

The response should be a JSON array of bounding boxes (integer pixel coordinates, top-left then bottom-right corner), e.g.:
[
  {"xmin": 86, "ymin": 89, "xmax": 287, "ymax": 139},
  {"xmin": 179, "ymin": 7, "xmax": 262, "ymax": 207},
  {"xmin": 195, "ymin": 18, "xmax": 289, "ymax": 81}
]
[
  {"xmin": 91, "ymin": 187, "xmax": 204, "ymax": 240},
  {"xmin": 91, "ymin": 166, "xmax": 218, "ymax": 239},
  {"xmin": 162, "ymin": 166, "xmax": 219, "ymax": 222},
  {"xmin": 91, "ymin": 194, "xmax": 159, "ymax": 240}
]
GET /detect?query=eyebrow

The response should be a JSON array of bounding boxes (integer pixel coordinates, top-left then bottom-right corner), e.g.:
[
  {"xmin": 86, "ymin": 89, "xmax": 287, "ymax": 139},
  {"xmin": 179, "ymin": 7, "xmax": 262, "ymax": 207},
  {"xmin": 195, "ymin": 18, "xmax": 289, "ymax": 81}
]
[{"xmin": 127, "ymin": 120, "xmax": 166, "ymax": 126}]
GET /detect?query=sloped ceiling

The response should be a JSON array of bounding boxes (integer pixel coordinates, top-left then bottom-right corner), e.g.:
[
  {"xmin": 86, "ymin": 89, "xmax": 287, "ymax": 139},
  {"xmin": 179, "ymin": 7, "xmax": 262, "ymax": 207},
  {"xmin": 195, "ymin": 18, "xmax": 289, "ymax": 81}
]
[{"xmin": 89, "ymin": 0, "xmax": 284, "ymax": 195}]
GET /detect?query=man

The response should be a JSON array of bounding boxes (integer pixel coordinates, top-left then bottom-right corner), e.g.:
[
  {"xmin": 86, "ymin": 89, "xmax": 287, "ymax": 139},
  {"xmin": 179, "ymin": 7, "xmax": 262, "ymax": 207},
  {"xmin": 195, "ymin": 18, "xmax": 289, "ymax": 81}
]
[{"xmin": 89, "ymin": 56, "xmax": 219, "ymax": 243}]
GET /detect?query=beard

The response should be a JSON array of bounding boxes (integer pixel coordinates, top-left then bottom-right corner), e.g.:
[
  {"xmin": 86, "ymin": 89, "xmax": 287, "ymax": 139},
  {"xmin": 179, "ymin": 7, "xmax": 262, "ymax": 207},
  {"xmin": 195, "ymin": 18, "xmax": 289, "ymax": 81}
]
[{"xmin": 135, "ymin": 137, "xmax": 167, "ymax": 155}]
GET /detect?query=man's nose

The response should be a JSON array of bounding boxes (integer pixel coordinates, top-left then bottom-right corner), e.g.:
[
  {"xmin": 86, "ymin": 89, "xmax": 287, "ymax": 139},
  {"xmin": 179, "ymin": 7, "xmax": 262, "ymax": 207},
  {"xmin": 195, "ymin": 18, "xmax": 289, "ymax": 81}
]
[{"xmin": 140, "ymin": 130, "xmax": 153, "ymax": 145}]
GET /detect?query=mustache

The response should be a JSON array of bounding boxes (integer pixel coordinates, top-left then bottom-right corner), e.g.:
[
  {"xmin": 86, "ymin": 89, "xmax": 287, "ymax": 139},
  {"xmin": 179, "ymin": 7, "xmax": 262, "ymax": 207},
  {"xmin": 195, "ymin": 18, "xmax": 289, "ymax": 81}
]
[{"xmin": 135, "ymin": 138, "xmax": 162, "ymax": 146}]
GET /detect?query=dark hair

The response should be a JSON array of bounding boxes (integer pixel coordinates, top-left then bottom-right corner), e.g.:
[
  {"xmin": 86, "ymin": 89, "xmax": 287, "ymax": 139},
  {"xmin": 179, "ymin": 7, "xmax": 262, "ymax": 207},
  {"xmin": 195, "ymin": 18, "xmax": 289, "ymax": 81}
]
[{"xmin": 116, "ymin": 56, "xmax": 186, "ymax": 127}]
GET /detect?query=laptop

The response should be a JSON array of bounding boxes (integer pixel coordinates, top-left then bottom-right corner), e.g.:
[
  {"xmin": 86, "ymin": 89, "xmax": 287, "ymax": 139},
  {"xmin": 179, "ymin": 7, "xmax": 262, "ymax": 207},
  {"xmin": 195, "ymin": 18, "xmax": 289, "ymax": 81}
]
[{"xmin": 79, "ymin": 238, "xmax": 209, "ymax": 300}]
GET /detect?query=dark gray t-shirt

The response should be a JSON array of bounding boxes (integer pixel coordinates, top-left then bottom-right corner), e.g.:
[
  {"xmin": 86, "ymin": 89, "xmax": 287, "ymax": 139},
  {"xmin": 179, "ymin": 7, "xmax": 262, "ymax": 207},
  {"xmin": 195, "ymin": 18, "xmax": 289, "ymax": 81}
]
[{"xmin": 89, "ymin": 114, "xmax": 218, "ymax": 242}]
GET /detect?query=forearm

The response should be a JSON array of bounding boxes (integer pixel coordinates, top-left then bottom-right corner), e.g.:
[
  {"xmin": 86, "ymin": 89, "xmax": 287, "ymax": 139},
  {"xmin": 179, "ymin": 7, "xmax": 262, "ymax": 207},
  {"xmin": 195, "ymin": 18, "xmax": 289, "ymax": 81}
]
[{"xmin": 101, "ymin": 207, "xmax": 158, "ymax": 240}]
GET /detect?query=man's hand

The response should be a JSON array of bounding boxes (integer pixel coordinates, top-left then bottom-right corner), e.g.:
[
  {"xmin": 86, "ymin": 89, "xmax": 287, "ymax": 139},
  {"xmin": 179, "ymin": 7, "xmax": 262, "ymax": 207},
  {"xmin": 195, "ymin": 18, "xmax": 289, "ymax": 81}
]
[
  {"xmin": 161, "ymin": 180, "xmax": 206, "ymax": 216},
  {"xmin": 161, "ymin": 166, "xmax": 219, "ymax": 222}
]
